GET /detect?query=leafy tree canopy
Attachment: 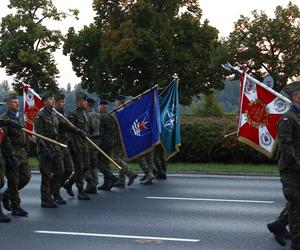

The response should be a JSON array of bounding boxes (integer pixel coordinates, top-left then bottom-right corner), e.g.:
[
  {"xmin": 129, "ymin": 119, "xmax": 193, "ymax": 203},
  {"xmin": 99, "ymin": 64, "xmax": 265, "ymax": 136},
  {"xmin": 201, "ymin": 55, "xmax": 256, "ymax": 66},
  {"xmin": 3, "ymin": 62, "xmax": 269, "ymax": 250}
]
[{"xmin": 227, "ymin": 2, "xmax": 300, "ymax": 90}]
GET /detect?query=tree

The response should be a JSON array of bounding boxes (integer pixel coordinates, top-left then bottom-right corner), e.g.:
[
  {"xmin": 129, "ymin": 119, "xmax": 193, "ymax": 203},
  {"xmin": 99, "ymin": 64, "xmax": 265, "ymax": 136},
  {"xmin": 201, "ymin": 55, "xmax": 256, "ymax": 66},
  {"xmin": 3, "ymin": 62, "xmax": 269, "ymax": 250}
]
[
  {"xmin": 227, "ymin": 2, "xmax": 300, "ymax": 90},
  {"xmin": 191, "ymin": 92, "xmax": 224, "ymax": 116},
  {"xmin": 64, "ymin": 0, "xmax": 227, "ymax": 104},
  {"xmin": 0, "ymin": 0, "xmax": 78, "ymax": 93}
]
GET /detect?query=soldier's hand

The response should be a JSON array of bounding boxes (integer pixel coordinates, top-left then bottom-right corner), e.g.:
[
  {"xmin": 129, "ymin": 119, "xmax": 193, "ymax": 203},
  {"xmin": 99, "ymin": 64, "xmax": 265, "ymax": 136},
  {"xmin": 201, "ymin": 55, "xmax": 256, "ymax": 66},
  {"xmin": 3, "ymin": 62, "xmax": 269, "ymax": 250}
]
[
  {"xmin": 78, "ymin": 129, "xmax": 87, "ymax": 139},
  {"xmin": 6, "ymin": 155, "xmax": 17, "ymax": 168},
  {"xmin": 7, "ymin": 120, "xmax": 23, "ymax": 129}
]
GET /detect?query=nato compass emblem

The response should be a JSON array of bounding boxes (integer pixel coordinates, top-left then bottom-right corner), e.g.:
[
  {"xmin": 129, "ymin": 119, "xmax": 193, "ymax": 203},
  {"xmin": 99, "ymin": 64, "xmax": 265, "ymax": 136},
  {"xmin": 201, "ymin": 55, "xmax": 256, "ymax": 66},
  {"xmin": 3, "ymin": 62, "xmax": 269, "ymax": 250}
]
[
  {"xmin": 163, "ymin": 105, "xmax": 176, "ymax": 132},
  {"xmin": 130, "ymin": 112, "xmax": 153, "ymax": 136}
]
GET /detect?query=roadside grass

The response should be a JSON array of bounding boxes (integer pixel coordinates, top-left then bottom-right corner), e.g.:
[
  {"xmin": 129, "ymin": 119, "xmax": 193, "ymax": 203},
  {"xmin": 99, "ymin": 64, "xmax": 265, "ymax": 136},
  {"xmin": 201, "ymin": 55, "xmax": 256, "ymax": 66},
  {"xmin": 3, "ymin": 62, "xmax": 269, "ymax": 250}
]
[{"xmin": 28, "ymin": 157, "xmax": 278, "ymax": 175}]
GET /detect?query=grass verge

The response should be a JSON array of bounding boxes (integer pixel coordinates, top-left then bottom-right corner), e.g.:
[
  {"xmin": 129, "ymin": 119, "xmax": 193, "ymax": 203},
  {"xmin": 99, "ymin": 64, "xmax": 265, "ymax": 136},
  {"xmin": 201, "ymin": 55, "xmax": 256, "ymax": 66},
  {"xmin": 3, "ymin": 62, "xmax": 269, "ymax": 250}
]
[{"xmin": 29, "ymin": 157, "xmax": 278, "ymax": 175}]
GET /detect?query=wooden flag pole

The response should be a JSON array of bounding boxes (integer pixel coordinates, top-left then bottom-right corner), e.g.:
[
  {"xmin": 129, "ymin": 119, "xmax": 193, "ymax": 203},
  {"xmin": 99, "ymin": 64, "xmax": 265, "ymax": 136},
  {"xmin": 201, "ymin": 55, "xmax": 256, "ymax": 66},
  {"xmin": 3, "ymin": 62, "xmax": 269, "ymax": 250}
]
[
  {"xmin": 22, "ymin": 128, "xmax": 68, "ymax": 148},
  {"xmin": 110, "ymin": 84, "xmax": 159, "ymax": 113},
  {"xmin": 53, "ymin": 109, "xmax": 122, "ymax": 170}
]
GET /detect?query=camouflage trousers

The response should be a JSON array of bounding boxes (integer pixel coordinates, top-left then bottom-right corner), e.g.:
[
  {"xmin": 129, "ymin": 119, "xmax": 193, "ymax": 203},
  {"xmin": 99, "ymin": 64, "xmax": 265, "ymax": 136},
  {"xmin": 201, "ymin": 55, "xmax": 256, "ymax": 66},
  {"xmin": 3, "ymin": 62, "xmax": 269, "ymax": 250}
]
[
  {"xmin": 154, "ymin": 144, "xmax": 167, "ymax": 175},
  {"xmin": 0, "ymin": 152, "xmax": 5, "ymax": 201},
  {"xmin": 39, "ymin": 150, "xmax": 63, "ymax": 202},
  {"xmin": 97, "ymin": 146, "xmax": 115, "ymax": 183},
  {"xmin": 138, "ymin": 151, "xmax": 154, "ymax": 175},
  {"xmin": 85, "ymin": 149, "xmax": 99, "ymax": 188},
  {"xmin": 277, "ymin": 204, "xmax": 289, "ymax": 227},
  {"xmin": 280, "ymin": 169, "xmax": 300, "ymax": 244},
  {"xmin": 5, "ymin": 148, "xmax": 31, "ymax": 210},
  {"xmin": 60, "ymin": 147, "xmax": 74, "ymax": 187}
]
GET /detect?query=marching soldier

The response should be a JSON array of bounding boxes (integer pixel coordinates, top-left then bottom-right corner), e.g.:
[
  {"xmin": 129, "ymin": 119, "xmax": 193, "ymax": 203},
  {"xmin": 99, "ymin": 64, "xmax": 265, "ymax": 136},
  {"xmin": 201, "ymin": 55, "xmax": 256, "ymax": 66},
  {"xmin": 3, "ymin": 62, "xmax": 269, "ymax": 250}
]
[
  {"xmin": 97, "ymin": 100, "xmax": 118, "ymax": 191},
  {"xmin": 112, "ymin": 95, "xmax": 137, "ymax": 188},
  {"xmin": 277, "ymin": 81, "xmax": 300, "ymax": 250},
  {"xmin": 85, "ymin": 97, "xmax": 99, "ymax": 194},
  {"xmin": 54, "ymin": 93, "xmax": 75, "ymax": 199},
  {"xmin": 35, "ymin": 91, "xmax": 84, "ymax": 208},
  {"xmin": 1, "ymin": 93, "xmax": 31, "ymax": 216},
  {"xmin": 63, "ymin": 92, "xmax": 91, "ymax": 200},
  {"xmin": 0, "ymin": 119, "xmax": 25, "ymax": 222}
]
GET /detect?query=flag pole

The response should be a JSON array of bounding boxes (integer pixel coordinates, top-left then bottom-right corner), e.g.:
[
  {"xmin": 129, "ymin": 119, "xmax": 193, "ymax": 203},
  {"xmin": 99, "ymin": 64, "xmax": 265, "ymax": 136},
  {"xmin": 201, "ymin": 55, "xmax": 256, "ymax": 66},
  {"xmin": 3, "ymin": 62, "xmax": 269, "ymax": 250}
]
[
  {"xmin": 221, "ymin": 63, "xmax": 292, "ymax": 104},
  {"xmin": 22, "ymin": 128, "xmax": 68, "ymax": 148},
  {"xmin": 159, "ymin": 74, "xmax": 179, "ymax": 97},
  {"xmin": 53, "ymin": 109, "xmax": 122, "ymax": 170},
  {"xmin": 110, "ymin": 84, "xmax": 159, "ymax": 113}
]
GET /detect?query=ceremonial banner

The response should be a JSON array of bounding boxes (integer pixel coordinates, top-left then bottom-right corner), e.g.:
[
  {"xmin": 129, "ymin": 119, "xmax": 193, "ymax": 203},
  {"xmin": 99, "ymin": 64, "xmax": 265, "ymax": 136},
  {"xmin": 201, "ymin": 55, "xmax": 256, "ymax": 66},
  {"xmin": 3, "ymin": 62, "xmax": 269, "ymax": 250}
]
[
  {"xmin": 159, "ymin": 79, "xmax": 181, "ymax": 159},
  {"xmin": 238, "ymin": 72, "xmax": 291, "ymax": 158},
  {"xmin": 22, "ymin": 84, "xmax": 44, "ymax": 131},
  {"xmin": 114, "ymin": 87, "xmax": 160, "ymax": 160}
]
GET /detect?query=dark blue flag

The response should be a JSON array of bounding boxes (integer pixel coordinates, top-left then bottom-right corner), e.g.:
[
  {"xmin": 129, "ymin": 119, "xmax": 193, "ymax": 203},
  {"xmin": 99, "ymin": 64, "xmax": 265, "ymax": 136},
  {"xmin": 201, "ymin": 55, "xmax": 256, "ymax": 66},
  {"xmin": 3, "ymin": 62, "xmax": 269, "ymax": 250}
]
[
  {"xmin": 114, "ymin": 87, "xmax": 160, "ymax": 160},
  {"xmin": 159, "ymin": 79, "xmax": 181, "ymax": 159}
]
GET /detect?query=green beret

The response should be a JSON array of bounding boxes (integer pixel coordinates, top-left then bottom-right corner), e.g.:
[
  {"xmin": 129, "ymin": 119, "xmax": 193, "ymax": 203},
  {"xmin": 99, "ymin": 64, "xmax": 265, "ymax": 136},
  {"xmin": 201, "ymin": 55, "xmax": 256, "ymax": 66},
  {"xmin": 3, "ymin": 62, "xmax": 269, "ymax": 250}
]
[
  {"xmin": 5, "ymin": 93, "xmax": 18, "ymax": 101},
  {"xmin": 54, "ymin": 93, "xmax": 65, "ymax": 101},
  {"xmin": 76, "ymin": 91, "xmax": 87, "ymax": 101},
  {"xmin": 87, "ymin": 97, "xmax": 96, "ymax": 104},
  {"xmin": 41, "ymin": 91, "xmax": 54, "ymax": 101},
  {"xmin": 282, "ymin": 81, "xmax": 300, "ymax": 98}
]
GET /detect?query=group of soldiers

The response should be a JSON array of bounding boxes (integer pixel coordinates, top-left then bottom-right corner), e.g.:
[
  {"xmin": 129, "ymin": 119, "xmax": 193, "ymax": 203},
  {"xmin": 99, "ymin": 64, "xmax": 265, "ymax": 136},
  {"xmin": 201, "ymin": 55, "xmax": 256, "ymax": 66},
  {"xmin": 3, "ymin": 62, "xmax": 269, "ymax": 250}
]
[{"xmin": 0, "ymin": 91, "xmax": 167, "ymax": 223}]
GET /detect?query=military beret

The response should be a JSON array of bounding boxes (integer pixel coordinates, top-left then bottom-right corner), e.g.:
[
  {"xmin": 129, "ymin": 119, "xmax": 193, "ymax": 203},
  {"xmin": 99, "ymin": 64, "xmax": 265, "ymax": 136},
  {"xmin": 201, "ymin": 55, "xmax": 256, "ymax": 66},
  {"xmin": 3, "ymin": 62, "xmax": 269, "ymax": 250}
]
[
  {"xmin": 99, "ymin": 100, "xmax": 108, "ymax": 105},
  {"xmin": 115, "ymin": 95, "xmax": 126, "ymax": 101},
  {"xmin": 41, "ymin": 91, "xmax": 54, "ymax": 101},
  {"xmin": 282, "ymin": 81, "xmax": 300, "ymax": 98},
  {"xmin": 75, "ymin": 91, "xmax": 87, "ymax": 101},
  {"xmin": 5, "ymin": 93, "xmax": 18, "ymax": 101},
  {"xmin": 87, "ymin": 97, "xmax": 96, "ymax": 104},
  {"xmin": 54, "ymin": 93, "xmax": 65, "ymax": 101}
]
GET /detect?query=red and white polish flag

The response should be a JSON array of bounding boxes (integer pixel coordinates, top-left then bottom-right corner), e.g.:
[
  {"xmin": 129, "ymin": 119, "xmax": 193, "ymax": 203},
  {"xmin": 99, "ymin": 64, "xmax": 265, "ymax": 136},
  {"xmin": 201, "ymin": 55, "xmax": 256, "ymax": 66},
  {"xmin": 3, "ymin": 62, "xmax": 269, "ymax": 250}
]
[
  {"xmin": 238, "ymin": 71, "xmax": 291, "ymax": 158},
  {"xmin": 22, "ymin": 84, "xmax": 44, "ymax": 131}
]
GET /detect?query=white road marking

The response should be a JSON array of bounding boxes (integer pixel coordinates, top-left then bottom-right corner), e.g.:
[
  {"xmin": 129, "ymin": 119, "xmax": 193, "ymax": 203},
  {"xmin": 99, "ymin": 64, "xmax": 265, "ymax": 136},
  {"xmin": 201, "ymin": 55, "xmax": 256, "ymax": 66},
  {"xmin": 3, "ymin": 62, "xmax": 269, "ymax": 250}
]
[
  {"xmin": 145, "ymin": 196, "xmax": 274, "ymax": 204},
  {"xmin": 34, "ymin": 231, "xmax": 200, "ymax": 243}
]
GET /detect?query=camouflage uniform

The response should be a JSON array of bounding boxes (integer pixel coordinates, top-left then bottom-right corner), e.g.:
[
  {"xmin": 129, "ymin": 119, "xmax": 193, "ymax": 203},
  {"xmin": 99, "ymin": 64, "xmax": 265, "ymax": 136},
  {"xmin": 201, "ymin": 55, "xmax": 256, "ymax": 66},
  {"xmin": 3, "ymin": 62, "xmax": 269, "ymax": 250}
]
[
  {"xmin": 153, "ymin": 144, "xmax": 167, "ymax": 179},
  {"xmin": 1, "ymin": 111, "xmax": 31, "ymax": 213},
  {"xmin": 56, "ymin": 108, "xmax": 74, "ymax": 189},
  {"xmin": 97, "ymin": 110, "xmax": 118, "ymax": 189},
  {"xmin": 35, "ymin": 106, "xmax": 64, "ymax": 205},
  {"xmin": 67, "ymin": 107, "xmax": 91, "ymax": 197},
  {"xmin": 85, "ymin": 108, "xmax": 100, "ymax": 192}
]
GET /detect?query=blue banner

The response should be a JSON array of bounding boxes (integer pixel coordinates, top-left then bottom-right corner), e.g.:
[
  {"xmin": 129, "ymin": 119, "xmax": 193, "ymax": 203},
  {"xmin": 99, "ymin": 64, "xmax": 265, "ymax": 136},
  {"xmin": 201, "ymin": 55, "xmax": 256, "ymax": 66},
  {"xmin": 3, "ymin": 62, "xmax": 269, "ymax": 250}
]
[
  {"xmin": 159, "ymin": 79, "xmax": 181, "ymax": 159},
  {"xmin": 115, "ymin": 87, "xmax": 160, "ymax": 160}
]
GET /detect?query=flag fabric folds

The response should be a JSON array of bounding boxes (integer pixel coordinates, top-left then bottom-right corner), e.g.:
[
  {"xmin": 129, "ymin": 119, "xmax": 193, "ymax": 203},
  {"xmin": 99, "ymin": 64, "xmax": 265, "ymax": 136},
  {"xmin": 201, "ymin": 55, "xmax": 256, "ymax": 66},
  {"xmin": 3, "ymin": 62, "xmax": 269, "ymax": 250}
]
[
  {"xmin": 114, "ymin": 87, "xmax": 161, "ymax": 160},
  {"xmin": 238, "ymin": 72, "xmax": 290, "ymax": 158},
  {"xmin": 159, "ymin": 79, "xmax": 181, "ymax": 159},
  {"xmin": 22, "ymin": 84, "xmax": 44, "ymax": 131}
]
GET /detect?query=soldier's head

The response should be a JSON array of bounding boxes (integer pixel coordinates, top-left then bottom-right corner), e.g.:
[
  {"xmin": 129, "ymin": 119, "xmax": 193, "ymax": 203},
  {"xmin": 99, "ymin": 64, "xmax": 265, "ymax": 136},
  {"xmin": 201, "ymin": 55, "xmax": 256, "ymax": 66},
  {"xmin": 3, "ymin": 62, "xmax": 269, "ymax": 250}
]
[
  {"xmin": 42, "ymin": 91, "xmax": 55, "ymax": 108},
  {"xmin": 54, "ymin": 93, "xmax": 66, "ymax": 109},
  {"xmin": 76, "ymin": 92, "xmax": 88, "ymax": 110},
  {"xmin": 283, "ymin": 81, "xmax": 300, "ymax": 105},
  {"xmin": 87, "ymin": 97, "xmax": 96, "ymax": 112},
  {"xmin": 98, "ymin": 100, "xmax": 108, "ymax": 112},
  {"xmin": 115, "ymin": 95, "xmax": 126, "ymax": 108},
  {"xmin": 6, "ymin": 93, "xmax": 19, "ymax": 112}
]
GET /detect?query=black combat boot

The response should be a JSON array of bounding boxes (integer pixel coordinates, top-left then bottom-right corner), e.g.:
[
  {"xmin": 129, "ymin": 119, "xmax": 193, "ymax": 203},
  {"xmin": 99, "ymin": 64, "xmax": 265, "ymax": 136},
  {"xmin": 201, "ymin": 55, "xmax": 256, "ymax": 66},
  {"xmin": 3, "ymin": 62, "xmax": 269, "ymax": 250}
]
[
  {"xmin": 78, "ymin": 192, "xmax": 91, "ymax": 200},
  {"xmin": 85, "ymin": 183, "xmax": 97, "ymax": 194},
  {"xmin": 291, "ymin": 241, "xmax": 300, "ymax": 250},
  {"xmin": 63, "ymin": 180, "xmax": 75, "ymax": 197},
  {"xmin": 127, "ymin": 173, "xmax": 138, "ymax": 186},
  {"xmin": 41, "ymin": 199, "xmax": 58, "ymax": 208},
  {"xmin": 11, "ymin": 207, "xmax": 28, "ymax": 217},
  {"xmin": 53, "ymin": 191, "xmax": 67, "ymax": 205},
  {"xmin": 0, "ymin": 203, "xmax": 10, "ymax": 223},
  {"xmin": 267, "ymin": 221, "xmax": 288, "ymax": 246}
]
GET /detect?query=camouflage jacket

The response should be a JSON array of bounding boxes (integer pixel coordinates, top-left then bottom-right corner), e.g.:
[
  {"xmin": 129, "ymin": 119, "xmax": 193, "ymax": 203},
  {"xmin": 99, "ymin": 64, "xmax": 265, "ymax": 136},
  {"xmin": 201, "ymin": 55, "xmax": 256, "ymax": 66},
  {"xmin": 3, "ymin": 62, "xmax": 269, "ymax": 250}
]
[
  {"xmin": 278, "ymin": 106, "xmax": 300, "ymax": 171},
  {"xmin": 99, "ymin": 111, "xmax": 117, "ymax": 149}
]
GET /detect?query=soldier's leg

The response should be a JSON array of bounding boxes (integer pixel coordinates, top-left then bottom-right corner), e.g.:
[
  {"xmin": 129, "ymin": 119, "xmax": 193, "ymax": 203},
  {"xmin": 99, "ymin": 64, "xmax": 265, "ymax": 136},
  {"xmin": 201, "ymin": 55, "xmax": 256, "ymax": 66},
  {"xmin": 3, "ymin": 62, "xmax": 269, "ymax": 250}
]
[
  {"xmin": 281, "ymin": 170, "xmax": 300, "ymax": 248},
  {"xmin": 114, "ymin": 159, "xmax": 137, "ymax": 187},
  {"xmin": 61, "ymin": 148, "xmax": 74, "ymax": 187},
  {"xmin": 0, "ymin": 160, "xmax": 10, "ymax": 223},
  {"xmin": 16, "ymin": 149, "xmax": 31, "ymax": 191},
  {"xmin": 154, "ymin": 145, "xmax": 167, "ymax": 179},
  {"xmin": 85, "ymin": 150, "xmax": 97, "ymax": 194},
  {"xmin": 39, "ymin": 156, "xmax": 57, "ymax": 208},
  {"xmin": 138, "ymin": 153, "xmax": 154, "ymax": 185},
  {"xmin": 72, "ymin": 152, "xmax": 90, "ymax": 200}
]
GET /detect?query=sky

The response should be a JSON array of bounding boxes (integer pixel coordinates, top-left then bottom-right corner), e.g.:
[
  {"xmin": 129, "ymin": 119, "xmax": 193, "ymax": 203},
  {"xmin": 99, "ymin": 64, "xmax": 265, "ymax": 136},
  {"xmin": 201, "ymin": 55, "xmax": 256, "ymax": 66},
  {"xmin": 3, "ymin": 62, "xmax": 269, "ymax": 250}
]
[{"xmin": 0, "ymin": 0, "xmax": 299, "ymax": 89}]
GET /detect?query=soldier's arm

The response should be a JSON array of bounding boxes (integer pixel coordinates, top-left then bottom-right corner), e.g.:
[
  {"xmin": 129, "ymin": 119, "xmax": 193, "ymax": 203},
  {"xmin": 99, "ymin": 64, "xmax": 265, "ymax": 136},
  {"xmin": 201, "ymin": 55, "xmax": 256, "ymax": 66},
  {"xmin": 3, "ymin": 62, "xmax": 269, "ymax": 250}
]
[
  {"xmin": 58, "ymin": 115, "xmax": 80, "ymax": 134},
  {"xmin": 34, "ymin": 113, "xmax": 47, "ymax": 148},
  {"xmin": 278, "ymin": 116, "xmax": 297, "ymax": 163}
]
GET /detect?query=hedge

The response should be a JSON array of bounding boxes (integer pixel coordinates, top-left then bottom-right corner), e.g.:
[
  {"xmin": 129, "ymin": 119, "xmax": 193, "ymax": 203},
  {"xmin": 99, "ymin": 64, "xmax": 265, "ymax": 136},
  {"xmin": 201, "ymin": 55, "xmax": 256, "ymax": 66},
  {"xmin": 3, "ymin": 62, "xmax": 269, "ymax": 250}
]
[{"xmin": 172, "ymin": 116, "xmax": 276, "ymax": 164}]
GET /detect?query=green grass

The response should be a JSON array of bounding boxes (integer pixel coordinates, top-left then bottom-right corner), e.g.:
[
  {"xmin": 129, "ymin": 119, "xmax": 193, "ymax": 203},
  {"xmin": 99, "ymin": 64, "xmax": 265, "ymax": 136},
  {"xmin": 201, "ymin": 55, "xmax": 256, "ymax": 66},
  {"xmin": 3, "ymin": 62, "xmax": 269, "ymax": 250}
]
[{"xmin": 28, "ymin": 157, "xmax": 278, "ymax": 175}]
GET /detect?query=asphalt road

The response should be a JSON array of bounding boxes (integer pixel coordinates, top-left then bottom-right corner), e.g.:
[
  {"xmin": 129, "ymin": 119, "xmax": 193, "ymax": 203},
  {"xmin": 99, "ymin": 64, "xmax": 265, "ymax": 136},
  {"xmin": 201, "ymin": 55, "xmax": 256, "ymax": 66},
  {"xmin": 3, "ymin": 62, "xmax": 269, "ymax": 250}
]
[{"xmin": 0, "ymin": 173, "xmax": 289, "ymax": 250}]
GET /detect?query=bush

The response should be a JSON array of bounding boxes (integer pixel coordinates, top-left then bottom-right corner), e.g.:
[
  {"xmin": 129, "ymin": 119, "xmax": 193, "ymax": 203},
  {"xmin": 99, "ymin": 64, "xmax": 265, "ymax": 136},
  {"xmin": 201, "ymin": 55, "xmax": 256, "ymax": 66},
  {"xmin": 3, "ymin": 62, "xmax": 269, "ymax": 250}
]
[{"xmin": 172, "ymin": 116, "xmax": 276, "ymax": 164}]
